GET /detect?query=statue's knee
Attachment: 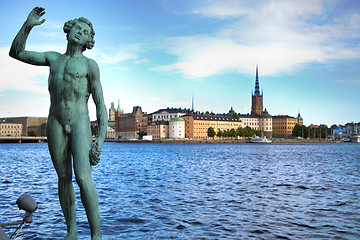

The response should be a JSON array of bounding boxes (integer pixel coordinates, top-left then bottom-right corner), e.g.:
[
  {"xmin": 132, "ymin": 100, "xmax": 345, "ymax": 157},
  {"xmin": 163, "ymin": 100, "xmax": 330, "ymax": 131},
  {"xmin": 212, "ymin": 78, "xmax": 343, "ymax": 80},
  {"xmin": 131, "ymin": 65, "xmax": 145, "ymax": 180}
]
[
  {"xmin": 75, "ymin": 174, "xmax": 92, "ymax": 188},
  {"xmin": 58, "ymin": 173, "xmax": 71, "ymax": 182}
]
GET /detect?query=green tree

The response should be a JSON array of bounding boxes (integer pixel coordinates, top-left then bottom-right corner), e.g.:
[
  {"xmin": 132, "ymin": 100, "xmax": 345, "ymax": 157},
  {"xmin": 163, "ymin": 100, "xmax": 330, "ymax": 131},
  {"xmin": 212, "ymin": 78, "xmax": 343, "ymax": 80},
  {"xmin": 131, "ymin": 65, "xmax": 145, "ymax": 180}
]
[
  {"xmin": 243, "ymin": 126, "xmax": 253, "ymax": 137},
  {"xmin": 137, "ymin": 130, "xmax": 147, "ymax": 139},
  {"xmin": 207, "ymin": 127, "xmax": 216, "ymax": 139},
  {"xmin": 216, "ymin": 129, "xmax": 223, "ymax": 138},
  {"xmin": 39, "ymin": 122, "xmax": 47, "ymax": 136},
  {"xmin": 236, "ymin": 127, "xmax": 244, "ymax": 137},
  {"xmin": 232, "ymin": 113, "xmax": 240, "ymax": 119},
  {"xmin": 292, "ymin": 124, "xmax": 302, "ymax": 137},
  {"xmin": 229, "ymin": 128, "xmax": 236, "ymax": 138},
  {"xmin": 28, "ymin": 130, "xmax": 39, "ymax": 136}
]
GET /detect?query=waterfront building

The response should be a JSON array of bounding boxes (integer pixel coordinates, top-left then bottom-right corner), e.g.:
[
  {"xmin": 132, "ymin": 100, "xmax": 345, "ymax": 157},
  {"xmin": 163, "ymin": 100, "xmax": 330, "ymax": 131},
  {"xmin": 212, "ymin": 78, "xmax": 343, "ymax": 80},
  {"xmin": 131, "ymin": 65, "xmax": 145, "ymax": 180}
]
[
  {"xmin": 0, "ymin": 117, "xmax": 47, "ymax": 136},
  {"xmin": 259, "ymin": 109, "xmax": 273, "ymax": 138},
  {"xmin": 346, "ymin": 122, "xmax": 360, "ymax": 135},
  {"xmin": 182, "ymin": 113, "xmax": 242, "ymax": 140},
  {"xmin": 116, "ymin": 106, "xmax": 148, "ymax": 139},
  {"xmin": 237, "ymin": 114, "xmax": 260, "ymax": 130},
  {"xmin": 106, "ymin": 126, "xmax": 116, "ymax": 139},
  {"xmin": 146, "ymin": 121, "xmax": 169, "ymax": 140},
  {"xmin": 332, "ymin": 126, "xmax": 346, "ymax": 136},
  {"xmin": 0, "ymin": 122, "xmax": 23, "ymax": 137},
  {"xmin": 251, "ymin": 65, "xmax": 263, "ymax": 116},
  {"xmin": 108, "ymin": 100, "xmax": 123, "ymax": 130},
  {"xmin": 272, "ymin": 115, "xmax": 299, "ymax": 138},
  {"xmin": 169, "ymin": 117, "xmax": 185, "ymax": 139},
  {"xmin": 150, "ymin": 108, "xmax": 192, "ymax": 122}
]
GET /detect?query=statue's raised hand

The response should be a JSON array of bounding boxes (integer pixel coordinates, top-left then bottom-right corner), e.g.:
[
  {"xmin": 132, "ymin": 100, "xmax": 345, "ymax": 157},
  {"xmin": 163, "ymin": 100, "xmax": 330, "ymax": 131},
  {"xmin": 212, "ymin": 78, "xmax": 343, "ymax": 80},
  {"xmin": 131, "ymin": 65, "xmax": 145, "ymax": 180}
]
[{"xmin": 26, "ymin": 7, "xmax": 46, "ymax": 27}]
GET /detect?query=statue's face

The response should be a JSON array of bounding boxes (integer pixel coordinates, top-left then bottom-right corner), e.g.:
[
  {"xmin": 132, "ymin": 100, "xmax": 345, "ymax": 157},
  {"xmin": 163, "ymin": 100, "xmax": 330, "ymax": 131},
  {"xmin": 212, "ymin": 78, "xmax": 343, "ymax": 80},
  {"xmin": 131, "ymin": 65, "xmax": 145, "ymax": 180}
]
[{"xmin": 68, "ymin": 21, "xmax": 91, "ymax": 47}]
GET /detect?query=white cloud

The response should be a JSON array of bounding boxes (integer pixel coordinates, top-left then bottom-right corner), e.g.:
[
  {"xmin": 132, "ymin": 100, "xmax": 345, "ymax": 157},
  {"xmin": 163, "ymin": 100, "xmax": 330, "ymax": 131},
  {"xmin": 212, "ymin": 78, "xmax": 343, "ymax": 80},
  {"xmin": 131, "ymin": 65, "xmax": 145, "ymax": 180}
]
[
  {"xmin": 0, "ymin": 47, "xmax": 48, "ymax": 93},
  {"xmin": 90, "ymin": 44, "xmax": 143, "ymax": 65},
  {"xmin": 153, "ymin": 0, "xmax": 360, "ymax": 78}
]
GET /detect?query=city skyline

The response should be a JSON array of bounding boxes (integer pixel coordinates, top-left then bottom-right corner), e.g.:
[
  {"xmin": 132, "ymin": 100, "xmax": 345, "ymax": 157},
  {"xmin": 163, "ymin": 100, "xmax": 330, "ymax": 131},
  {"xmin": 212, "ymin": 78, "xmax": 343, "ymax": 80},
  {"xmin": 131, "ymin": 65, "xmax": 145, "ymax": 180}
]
[{"xmin": 0, "ymin": 0, "xmax": 359, "ymax": 126}]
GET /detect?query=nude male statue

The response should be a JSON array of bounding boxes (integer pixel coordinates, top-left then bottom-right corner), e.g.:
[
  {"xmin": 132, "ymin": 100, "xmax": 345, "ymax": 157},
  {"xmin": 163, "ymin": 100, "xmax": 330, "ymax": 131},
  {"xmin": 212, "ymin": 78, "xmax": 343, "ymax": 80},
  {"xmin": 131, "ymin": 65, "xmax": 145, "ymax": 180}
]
[{"xmin": 9, "ymin": 7, "xmax": 107, "ymax": 240}]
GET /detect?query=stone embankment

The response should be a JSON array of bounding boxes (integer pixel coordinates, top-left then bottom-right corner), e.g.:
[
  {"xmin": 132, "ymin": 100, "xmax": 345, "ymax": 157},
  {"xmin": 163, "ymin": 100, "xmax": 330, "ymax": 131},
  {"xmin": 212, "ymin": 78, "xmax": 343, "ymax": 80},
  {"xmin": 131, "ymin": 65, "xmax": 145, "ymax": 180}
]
[{"xmin": 106, "ymin": 138, "xmax": 340, "ymax": 144}]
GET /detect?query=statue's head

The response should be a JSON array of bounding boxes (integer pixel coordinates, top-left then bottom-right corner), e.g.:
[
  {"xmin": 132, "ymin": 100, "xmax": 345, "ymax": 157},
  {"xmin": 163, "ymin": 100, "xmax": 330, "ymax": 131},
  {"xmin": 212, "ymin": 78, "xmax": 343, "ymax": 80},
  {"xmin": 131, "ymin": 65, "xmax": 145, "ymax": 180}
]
[{"xmin": 63, "ymin": 17, "xmax": 95, "ymax": 51}]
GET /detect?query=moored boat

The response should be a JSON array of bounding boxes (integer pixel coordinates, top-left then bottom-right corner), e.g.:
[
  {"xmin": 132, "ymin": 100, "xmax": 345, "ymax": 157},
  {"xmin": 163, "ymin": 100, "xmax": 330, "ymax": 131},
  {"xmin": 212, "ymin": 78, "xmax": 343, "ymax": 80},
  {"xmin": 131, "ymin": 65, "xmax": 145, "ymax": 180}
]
[{"xmin": 250, "ymin": 135, "xmax": 272, "ymax": 143}]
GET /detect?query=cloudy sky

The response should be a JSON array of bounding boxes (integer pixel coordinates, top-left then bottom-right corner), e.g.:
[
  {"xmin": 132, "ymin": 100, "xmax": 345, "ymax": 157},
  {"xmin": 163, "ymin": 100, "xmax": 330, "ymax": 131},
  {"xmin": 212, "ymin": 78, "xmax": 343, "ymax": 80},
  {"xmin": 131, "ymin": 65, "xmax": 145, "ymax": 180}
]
[{"xmin": 0, "ymin": 0, "xmax": 359, "ymax": 126}]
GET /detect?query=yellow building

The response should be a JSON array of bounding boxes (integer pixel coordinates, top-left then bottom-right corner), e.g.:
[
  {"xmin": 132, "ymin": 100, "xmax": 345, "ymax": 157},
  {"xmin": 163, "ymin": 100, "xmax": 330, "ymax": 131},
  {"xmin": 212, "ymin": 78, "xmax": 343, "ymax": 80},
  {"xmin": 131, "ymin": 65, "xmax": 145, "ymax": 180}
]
[
  {"xmin": 0, "ymin": 122, "xmax": 23, "ymax": 137},
  {"xmin": 0, "ymin": 117, "xmax": 47, "ymax": 136},
  {"xmin": 272, "ymin": 114, "xmax": 303, "ymax": 138},
  {"xmin": 182, "ymin": 114, "xmax": 242, "ymax": 140}
]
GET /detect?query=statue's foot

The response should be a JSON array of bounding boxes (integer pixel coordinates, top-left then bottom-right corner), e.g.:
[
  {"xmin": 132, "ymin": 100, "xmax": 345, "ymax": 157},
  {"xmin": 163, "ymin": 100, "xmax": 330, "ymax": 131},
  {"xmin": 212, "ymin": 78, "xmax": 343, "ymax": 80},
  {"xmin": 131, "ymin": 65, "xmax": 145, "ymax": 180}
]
[
  {"xmin": 63, "ymin": 231, "xmax": 78, "ymax": 240},
  {"xmin": 91, "ymin": 233, "xmax": 102, "ymax": 240}
]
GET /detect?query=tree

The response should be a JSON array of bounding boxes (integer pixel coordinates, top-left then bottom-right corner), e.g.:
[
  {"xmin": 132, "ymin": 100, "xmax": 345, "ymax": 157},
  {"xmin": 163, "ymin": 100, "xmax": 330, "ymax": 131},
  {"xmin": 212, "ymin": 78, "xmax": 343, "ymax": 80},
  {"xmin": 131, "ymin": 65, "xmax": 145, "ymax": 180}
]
[
  {"xmin": 207, "ymin": 127, "xmax": 216, "ymax": 139},
  {"xmin": 236, "ymin": 127, "xmax": 244, "ymax": 137},
  {"xmin": 229, "ymin": 128, "xmax": 236, "ymax": 138},
  {"xmin": 39, "ymin": 122, "xmax": 47, "ymax": 136},
  {"xmin": 243, "ymin": 126, "xmax": 253, "ymax": 137},
  {"xmin": 292, "ymin": 124, "xmax": 302, "ymax": 137},
  {"xmin": 232, "ymin": 113, "xmax": 240, "ymax": 119},
  {"xmin": 137, "ymin": 131, "xmax": 147, "ymax": 139},
  {"xmin": 28, "ymin": 130, "xmax": 39, "ymax": 137},
  {"xmin": 216, "ymin": 129, "xmax": 223, "ymax": 138}
]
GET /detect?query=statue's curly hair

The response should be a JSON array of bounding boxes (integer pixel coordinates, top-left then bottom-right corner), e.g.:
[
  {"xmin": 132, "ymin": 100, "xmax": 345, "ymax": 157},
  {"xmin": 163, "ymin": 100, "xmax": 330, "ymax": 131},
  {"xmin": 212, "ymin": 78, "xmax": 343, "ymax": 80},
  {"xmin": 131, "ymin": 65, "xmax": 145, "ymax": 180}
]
[{"xmin": 63, "ymin": 17, "xmax": 95, "ymax": 51}]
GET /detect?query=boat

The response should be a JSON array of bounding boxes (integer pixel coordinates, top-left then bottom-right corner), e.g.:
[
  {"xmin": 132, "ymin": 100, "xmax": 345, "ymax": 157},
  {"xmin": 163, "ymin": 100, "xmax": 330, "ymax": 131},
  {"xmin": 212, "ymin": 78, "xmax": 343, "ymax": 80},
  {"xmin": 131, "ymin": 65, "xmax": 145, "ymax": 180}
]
[{"xmin": 250, "ymin": 135, "xmax": 272, "ymax": 143}]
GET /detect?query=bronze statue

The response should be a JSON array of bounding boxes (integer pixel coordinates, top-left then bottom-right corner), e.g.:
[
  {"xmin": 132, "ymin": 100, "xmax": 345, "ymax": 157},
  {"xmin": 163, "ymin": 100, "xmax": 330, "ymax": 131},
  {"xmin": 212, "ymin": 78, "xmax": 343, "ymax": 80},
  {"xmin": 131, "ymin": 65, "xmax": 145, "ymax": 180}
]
[{"xmin": 10, "ymin": 7, "xmax": 107, "ymax": 240}]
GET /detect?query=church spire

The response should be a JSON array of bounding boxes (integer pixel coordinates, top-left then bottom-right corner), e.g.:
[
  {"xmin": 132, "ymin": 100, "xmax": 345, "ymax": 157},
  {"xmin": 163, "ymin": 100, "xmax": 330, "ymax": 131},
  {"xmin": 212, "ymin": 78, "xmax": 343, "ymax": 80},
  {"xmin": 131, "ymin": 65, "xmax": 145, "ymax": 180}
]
[
  {"xmin": 254, "ymin": 64, "xmax": 261, "ymax": 96},
  {"xmin": 191, "ymin": 94, "xmax": 194, "ymax": 112},
  {"xmin": 251, "ymin": 64, "xmax": 264, "ymax": 115}
]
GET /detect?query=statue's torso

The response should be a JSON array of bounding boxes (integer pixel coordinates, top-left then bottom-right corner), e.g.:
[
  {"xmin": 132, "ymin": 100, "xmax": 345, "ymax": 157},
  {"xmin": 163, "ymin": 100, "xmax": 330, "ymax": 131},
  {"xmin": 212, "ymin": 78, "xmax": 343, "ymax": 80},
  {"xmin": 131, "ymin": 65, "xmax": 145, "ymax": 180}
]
[{"xmin": 48, "ymin": 54, "xmax": 90, "ymax": 127}]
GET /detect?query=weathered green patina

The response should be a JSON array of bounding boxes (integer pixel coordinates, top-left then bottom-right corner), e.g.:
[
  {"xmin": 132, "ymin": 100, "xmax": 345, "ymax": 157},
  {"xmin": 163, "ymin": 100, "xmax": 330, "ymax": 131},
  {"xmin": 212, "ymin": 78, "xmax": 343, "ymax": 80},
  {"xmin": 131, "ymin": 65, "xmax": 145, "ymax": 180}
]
[{"xmin": 9, "ymin": 7, "xmax": 107, "ymax": 240}]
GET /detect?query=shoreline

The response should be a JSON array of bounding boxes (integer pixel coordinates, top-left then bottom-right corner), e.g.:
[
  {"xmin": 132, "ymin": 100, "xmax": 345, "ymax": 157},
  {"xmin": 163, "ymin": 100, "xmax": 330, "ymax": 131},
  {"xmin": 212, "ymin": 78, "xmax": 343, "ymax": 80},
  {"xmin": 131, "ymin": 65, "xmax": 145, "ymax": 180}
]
[
  {"xmin": 0, "ymin": 137, "xmax": 351, "ymax": 144},
  {"xmin": 105, "ymin": 138, "xmax": 346, "ymax": 144}
]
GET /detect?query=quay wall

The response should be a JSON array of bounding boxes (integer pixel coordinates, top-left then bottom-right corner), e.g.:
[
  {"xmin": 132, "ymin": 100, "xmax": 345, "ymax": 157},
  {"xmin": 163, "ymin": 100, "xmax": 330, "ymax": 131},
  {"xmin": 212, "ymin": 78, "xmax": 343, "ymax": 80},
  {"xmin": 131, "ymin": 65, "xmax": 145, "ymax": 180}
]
[{"xmin": 0, "ymin": 137, "xmax": 349, "ymax": 144}]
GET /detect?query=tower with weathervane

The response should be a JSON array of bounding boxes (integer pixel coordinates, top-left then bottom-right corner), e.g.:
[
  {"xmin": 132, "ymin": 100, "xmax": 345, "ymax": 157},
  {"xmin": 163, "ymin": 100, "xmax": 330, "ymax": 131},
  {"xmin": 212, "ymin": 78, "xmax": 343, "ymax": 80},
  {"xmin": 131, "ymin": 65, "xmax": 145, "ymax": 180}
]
[{"xmin": 251, "ymin": 65, "xmax": 263, "ymax": 116}]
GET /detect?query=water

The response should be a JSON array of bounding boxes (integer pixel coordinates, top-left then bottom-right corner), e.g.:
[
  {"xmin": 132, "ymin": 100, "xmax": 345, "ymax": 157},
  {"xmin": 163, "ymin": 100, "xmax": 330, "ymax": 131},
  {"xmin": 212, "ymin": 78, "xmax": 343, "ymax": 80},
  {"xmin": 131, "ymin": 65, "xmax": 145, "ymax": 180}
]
[{"xmin": 0, "ymin": 143, "xmax": 359, "ymax": 239}]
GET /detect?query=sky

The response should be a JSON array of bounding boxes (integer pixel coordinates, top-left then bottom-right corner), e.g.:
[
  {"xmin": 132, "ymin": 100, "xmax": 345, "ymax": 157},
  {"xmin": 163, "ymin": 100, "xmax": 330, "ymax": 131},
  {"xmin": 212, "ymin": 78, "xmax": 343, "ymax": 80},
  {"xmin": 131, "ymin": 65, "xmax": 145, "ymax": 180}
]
[{"xmin": 0, "ymin": 0, "xmax": 359, "ymax": 126}]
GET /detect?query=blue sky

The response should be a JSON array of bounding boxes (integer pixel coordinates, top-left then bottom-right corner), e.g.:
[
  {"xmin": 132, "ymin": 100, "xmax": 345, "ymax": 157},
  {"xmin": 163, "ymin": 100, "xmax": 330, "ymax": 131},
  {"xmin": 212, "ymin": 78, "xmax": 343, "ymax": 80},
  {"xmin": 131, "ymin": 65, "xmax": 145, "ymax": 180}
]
[{"xmin": 0, "ymin": 0, "xmax": 359, "ymax": 126}]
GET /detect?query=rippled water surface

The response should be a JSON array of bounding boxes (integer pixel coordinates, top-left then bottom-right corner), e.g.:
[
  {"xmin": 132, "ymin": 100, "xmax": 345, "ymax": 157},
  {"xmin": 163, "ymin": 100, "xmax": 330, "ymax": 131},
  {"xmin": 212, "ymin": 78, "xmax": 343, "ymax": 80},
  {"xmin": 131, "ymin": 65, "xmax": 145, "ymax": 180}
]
[{"xmin": 1, "ymin": 143, "xmax": 359, "ymax": 239}]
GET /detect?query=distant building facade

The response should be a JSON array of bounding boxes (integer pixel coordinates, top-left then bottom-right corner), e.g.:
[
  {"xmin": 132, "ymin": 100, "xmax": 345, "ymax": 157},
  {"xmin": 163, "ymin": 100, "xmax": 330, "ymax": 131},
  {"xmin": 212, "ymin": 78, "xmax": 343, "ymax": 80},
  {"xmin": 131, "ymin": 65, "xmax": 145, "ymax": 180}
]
[
  {"xmin": 151, "ymin": 108, "xmax": 192, "ymax": 122},
  {"xmin": 182, "ymin": 113, "xmax": 242, "ymax": 140},
  {"xmin": 106, "ymin": 126, "xmax": 116, "ymax": 139},
  {"xmin": 0, "ymin": 117, "xmax": 47, "ymax": 136},
  {"xmin": 332, "ymin": 126, "xmax": 346, "ymax": 136},
  {"xmin": 346, "ymin": 122, "xmax": 360, "ymax": 135},
  {"xmin": 272, "ymin": 114, "xmax": 303, "ymax": 138},
  {"xmin": 116, "ymin": 106, "xmax": 148, "ymax": 139},
  {"xmin": 147, "ymin": 121, "xmax": 169, "ymax": 140},
  {"xmin": 169, "ymin": 117, "xmax": 185, "ymax": 139},
  {"xmin": 108, "ymin": 100, "xmax": 123, "ymax": 131},
  {"xmin": 0, "ymin": 122, "xmax": 23, "ymax": 137}
]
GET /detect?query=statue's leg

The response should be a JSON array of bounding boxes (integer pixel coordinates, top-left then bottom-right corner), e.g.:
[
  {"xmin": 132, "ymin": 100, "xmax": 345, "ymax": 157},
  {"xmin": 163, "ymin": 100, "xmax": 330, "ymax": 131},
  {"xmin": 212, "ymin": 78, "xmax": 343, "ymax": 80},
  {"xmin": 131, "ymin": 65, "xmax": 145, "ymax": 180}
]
[
  {"xmin": 72, "ymin": 122, "xmax": 101, "ymax": 239},
  {"xmin": 47, "ymin": 116, "xmax": 78, "ymax": 239}
]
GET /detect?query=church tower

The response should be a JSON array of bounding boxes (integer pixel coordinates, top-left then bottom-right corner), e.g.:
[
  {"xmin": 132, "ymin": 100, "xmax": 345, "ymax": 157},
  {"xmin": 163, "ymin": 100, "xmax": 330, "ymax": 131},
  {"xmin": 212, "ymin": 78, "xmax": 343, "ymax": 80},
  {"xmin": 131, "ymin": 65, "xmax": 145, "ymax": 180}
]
[
  {"xmin": 109, "ymin": 101, "xmax": 116, "ymax": 121},
  {"xmin": 251, "ymin": 65, "xmax": 263, "ymax": 115}
]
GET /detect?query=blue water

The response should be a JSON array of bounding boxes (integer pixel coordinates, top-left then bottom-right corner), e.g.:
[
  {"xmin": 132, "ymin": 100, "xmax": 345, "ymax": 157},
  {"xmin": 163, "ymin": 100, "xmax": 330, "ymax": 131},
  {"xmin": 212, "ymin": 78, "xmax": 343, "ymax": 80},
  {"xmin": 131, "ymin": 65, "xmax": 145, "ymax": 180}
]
[{"xmin": 0, "ymin": 143, "xmax": 359, "ymax": 239}]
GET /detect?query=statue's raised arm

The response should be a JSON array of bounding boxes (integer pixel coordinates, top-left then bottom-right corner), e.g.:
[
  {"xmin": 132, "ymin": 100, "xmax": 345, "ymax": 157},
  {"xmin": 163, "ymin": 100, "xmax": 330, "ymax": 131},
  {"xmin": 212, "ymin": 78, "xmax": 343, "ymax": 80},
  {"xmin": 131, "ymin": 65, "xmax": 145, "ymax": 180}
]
[{"xmin": 9, "ymin": 7, "xmax": 57, "ymax": 66}]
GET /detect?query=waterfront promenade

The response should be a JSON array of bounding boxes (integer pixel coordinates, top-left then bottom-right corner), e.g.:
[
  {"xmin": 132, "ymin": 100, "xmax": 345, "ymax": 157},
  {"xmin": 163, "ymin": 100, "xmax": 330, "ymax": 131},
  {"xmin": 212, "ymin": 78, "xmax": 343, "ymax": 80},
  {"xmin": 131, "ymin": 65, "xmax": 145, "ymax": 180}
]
[
  {"xmin": 0, "ymin": 136, "xmax": 353, "ymax": 144},
  {"xmin": 0, "ymin": 136, "xmax": 47, "ymax": 143}
]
